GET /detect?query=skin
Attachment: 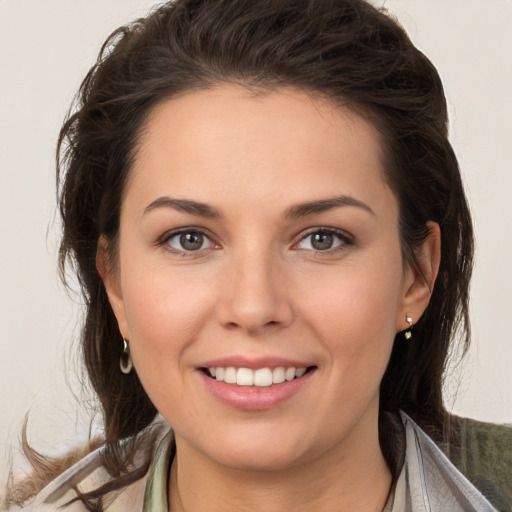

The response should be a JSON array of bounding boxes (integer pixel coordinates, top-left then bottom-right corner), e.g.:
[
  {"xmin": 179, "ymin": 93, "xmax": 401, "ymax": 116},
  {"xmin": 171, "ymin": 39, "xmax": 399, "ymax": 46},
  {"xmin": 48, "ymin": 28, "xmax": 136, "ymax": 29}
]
[{"xmin": 99, "ymin": 84, "xmax": 440, "ymax": 511}]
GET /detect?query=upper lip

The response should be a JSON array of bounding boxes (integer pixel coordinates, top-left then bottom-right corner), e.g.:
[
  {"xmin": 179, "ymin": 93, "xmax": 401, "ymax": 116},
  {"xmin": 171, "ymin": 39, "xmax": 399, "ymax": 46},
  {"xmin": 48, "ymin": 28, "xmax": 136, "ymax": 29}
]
[{"xmin": 199, "ymin": 356, "xmax": 314, "ymax": 370}]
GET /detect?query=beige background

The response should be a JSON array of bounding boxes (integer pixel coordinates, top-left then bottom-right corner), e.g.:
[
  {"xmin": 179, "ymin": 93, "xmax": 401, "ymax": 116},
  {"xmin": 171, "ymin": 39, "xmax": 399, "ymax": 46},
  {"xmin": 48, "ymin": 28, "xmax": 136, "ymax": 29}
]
[{"xmin": 1, "ymin": 0, "xmax": 511, "ymax": 480}]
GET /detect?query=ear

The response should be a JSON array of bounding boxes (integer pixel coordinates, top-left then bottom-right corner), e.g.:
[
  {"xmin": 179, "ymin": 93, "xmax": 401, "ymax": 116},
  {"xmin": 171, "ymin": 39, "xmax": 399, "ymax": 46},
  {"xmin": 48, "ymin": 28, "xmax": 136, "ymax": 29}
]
[
  {"xmin": 96, "ymin": 236, "xmax": 129, "ymax": 338},
  {"xmin": 396, "ymin": 221, "xmax": 441, "ymax": 332}
]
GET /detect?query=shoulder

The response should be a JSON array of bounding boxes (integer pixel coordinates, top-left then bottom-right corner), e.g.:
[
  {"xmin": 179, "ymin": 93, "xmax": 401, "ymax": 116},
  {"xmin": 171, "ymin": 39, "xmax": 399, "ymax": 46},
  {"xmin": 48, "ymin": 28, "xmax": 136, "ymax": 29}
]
[{"xmin": 440, "ymin": 415, "xmax": 512, "ymax": 512}]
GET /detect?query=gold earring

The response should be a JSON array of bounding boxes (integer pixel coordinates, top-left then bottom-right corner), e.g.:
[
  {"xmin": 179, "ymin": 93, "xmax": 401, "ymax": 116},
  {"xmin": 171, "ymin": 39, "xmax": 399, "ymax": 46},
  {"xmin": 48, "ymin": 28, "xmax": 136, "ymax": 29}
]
[
  {"xmin": 404, "ymin": 316, "xmax": 413, "ymax": 340},
  {"xmin": 120, "ymin": 338, "xmax": 133, "ymax": 374}
]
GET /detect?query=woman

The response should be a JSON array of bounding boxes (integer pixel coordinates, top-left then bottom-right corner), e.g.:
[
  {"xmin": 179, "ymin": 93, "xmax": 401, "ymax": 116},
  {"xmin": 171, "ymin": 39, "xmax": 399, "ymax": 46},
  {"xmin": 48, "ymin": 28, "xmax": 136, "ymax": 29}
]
[{"xmin": 7, "ymin": 0, "xmax": 511, "ymax": 510}]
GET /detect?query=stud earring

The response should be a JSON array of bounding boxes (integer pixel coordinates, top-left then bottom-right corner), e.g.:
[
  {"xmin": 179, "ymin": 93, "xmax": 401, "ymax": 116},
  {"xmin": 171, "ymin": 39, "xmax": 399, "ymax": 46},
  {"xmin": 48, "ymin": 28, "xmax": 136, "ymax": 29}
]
[
  {"xmin": 120, "ymin": 338, "xmax": 133, "ymax": 374},
  {"xmin": 404, "ymin": 316, "xmax": 413, "ymax": 340}
]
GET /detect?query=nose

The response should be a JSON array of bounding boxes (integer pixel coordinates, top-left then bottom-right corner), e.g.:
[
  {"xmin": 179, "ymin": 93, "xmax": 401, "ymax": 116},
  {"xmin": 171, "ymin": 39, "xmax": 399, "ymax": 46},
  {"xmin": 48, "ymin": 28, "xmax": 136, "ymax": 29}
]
[{"xmin": 216, "ymin": 246, "xmax": 294, "ymax": 334}]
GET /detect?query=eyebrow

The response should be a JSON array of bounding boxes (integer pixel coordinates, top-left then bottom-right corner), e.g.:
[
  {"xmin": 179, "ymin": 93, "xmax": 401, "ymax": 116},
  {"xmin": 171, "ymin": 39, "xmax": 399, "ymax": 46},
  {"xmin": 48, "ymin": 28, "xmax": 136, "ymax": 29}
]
[
  {"xmin": 283, "ymin": 195, "xmax": 375, "ymax": 218},
  {"xmin": 143, "ymin": 194, "xmax": 375, "ymax": 219},
  {"xmin": 143, "ymin": 197, "xmax": 222, "ymax": 218}
]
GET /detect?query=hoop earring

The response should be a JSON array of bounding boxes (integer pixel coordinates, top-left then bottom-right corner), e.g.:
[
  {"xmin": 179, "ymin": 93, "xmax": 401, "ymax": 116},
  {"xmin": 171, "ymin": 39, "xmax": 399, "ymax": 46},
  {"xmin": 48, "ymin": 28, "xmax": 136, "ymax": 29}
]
[
  {"xmin": 404, "ymin": 316, "xmax": 413, "ymax": 340},
  {"xmin": 120, "ymin": 338, "xmax": 133, "ymax": 374}
]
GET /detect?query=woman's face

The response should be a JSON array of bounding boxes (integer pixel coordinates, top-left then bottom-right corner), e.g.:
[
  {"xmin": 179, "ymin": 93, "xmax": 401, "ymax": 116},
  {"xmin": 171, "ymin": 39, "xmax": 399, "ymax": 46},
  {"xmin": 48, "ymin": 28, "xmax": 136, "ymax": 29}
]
[{"xmin": 104, "ymin": 85, "xmax": 433, "ymax": 472}]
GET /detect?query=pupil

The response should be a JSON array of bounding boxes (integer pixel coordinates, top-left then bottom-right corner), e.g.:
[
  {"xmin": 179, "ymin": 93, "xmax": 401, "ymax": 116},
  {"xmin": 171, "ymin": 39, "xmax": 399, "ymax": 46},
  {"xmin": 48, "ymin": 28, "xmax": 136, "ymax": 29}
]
[
  {"xmin": 312, "ymin": 232, "xmax": 333, "ymax": 250},
  {"xmin": 180, "ymin": 232, "xmax": 203, "ymax": 250}
]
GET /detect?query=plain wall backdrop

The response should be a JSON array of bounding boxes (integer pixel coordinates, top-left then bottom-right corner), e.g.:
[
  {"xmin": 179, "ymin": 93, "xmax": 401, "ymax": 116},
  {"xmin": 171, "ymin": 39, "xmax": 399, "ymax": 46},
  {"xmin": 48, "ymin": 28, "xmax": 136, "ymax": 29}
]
[{"xmin": 1, "ymin": 0, "xmax": 511, "ymax": 479}]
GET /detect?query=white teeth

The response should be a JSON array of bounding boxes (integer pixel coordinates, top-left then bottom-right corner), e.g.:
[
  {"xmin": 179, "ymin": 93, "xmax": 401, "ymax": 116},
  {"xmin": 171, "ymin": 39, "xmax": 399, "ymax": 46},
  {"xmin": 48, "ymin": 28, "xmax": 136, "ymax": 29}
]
[
  {"xmin": 208, "ymin": 366, "xmax": 309, "ymax": 386},
  {"xmin": 254, "ymin": 368, "xmax": 273, "ymax": 387},
  {"xmin": 236, "ymin": 367, "xmax": 254, "ymax": 386},
  {"xmin": 285, "ymin": 367, "xmax": 296, "ymax": 381},
  {"xmin": 272, "ymin": 367, "xmax": 285, "ymax": 384},
  {"xmin": 295, "ymin": 367, "xmax": 306, "ymax": 378},
  {"xmin": 224, "ymin": 367, "xmax": 237, "ymax": 384}
]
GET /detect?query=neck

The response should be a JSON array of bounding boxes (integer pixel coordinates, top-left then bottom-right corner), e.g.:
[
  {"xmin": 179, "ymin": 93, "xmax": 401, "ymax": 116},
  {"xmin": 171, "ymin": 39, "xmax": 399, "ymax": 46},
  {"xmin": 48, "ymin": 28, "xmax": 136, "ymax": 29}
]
[{"xmin": 168, "ymin": 409, "xmax": 392, "ymax": 512}]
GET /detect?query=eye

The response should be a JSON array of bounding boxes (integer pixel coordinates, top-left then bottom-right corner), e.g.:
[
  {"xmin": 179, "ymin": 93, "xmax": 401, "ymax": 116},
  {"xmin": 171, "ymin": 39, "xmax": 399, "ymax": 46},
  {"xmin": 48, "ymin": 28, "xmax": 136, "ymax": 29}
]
[
  {"xmin": 295, "ymin": 229, "xmax": 351, "ymax": 251},
  {"xmin": 164, "ymin": 230, "xmax": 215, "ymax": 252}
]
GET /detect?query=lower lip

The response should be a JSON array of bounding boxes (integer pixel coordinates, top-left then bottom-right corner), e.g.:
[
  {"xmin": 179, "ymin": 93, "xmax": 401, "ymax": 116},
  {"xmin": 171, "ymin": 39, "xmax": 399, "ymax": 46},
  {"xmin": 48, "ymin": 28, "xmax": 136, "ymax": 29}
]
[{"xmin": 198, "ymin": 370, "xmax": 315, "ymax": 411}]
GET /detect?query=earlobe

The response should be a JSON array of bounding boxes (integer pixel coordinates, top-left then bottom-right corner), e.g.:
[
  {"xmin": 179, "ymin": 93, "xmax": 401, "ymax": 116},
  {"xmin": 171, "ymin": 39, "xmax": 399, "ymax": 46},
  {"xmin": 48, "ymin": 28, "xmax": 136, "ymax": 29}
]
[
  {"xmin": 96, "ymin": 236, "xmax": 129, "ymax": 337},
  {"xmin": 397, "ymin": 222, "xmax": 441, "ymax": 331}
]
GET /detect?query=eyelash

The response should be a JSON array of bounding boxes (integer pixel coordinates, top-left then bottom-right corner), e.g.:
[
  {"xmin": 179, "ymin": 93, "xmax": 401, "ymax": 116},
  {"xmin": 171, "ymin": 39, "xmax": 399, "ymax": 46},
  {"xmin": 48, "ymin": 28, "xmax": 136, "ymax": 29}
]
[
  {"xmin": 293, "ymin": 227, "xmax": 354, "ymax": 254},
  {"xmin": 157, "ymin": 228, "xmax": 218, "ymax": 256},
  {"xmin": 157, "ymin": 227, "xmax": 354, "ymax": 256}
]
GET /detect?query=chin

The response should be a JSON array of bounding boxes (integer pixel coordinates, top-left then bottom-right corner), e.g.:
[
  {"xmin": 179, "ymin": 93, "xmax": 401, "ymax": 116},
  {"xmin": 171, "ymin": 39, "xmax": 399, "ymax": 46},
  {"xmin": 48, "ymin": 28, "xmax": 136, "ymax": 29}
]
[{"xmin": 184, "ymin": 423, "xmax": 317, "ymax": 472}]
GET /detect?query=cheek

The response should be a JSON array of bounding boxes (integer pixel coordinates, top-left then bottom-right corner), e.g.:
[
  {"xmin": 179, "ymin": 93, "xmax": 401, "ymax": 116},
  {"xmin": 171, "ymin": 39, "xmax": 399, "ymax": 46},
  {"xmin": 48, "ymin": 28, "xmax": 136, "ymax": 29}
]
[
  {"xmin": 119, "ymin": 260, "xmax": 217, "ymax": 375},
  {"xmin": 120, "ymin": 271, "xmax": 216, "ymax": 422},
  {"xmin": 304, "ymin": 259, "xmax": 402, "ymax": 330},
  {"xmin": 300, "ymin": 256, "xmax": 403, "ymax": 379}
]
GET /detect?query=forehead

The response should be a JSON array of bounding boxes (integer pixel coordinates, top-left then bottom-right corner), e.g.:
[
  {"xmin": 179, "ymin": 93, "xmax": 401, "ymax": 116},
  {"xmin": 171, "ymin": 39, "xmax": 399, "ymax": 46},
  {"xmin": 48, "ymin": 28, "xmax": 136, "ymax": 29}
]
[{"xmin": 127, "ymin": 84, "xmax": 394, "ymax": 217}]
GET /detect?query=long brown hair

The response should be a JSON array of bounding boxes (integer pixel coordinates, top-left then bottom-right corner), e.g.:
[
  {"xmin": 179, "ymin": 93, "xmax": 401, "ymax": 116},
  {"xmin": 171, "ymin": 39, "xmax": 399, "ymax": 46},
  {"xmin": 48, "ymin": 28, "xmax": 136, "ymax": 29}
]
[{"xmin": 14, "ymin": 0, "xmax": 473, "ymax": 507}]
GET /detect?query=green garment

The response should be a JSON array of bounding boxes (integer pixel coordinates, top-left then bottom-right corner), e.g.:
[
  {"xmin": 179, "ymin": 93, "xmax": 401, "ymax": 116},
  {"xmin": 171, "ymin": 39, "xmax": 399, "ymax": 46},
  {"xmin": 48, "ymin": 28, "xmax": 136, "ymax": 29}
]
[
  {"xmin": 439, "ymin": 417, "xmax": 512, "ymax": 512},
  {"xmin": 142, "ymin": 430, "xmax": 174, "ymax": 511}
]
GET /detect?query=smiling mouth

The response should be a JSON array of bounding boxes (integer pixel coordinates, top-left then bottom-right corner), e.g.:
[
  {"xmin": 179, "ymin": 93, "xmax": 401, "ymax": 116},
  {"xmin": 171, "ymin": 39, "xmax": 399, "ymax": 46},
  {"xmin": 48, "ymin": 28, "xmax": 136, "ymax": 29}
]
[{"xmin": 202, "ymin": 366, "xmax": 316, "ymax": 387}]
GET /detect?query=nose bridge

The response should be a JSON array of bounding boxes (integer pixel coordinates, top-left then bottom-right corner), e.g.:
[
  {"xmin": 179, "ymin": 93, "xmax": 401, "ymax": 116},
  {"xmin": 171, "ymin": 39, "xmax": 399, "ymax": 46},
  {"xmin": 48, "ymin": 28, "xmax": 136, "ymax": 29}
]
[{"xmin": 217, "ymin": 238, "xmax": 293, "ymax": 332}]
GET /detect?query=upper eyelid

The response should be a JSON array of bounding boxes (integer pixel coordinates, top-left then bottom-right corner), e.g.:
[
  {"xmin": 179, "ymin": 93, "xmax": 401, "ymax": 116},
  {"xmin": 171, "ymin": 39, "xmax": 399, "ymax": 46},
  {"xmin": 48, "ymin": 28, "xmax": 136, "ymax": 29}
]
[
  {"xmin": 296, "ymin": 226, "xmax": 353, "ymax": 242},
  {"xmin": 158, "ymin": 226, "xmax": 215, "ymax": 243}
]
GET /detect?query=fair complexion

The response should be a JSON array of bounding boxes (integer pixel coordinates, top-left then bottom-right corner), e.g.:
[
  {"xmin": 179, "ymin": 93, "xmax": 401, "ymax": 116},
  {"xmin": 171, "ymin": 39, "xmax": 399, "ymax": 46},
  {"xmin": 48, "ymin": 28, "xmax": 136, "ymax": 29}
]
[{"xmin": 99, "ymin": 84, "xmax": 440, "ymax": 511}]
